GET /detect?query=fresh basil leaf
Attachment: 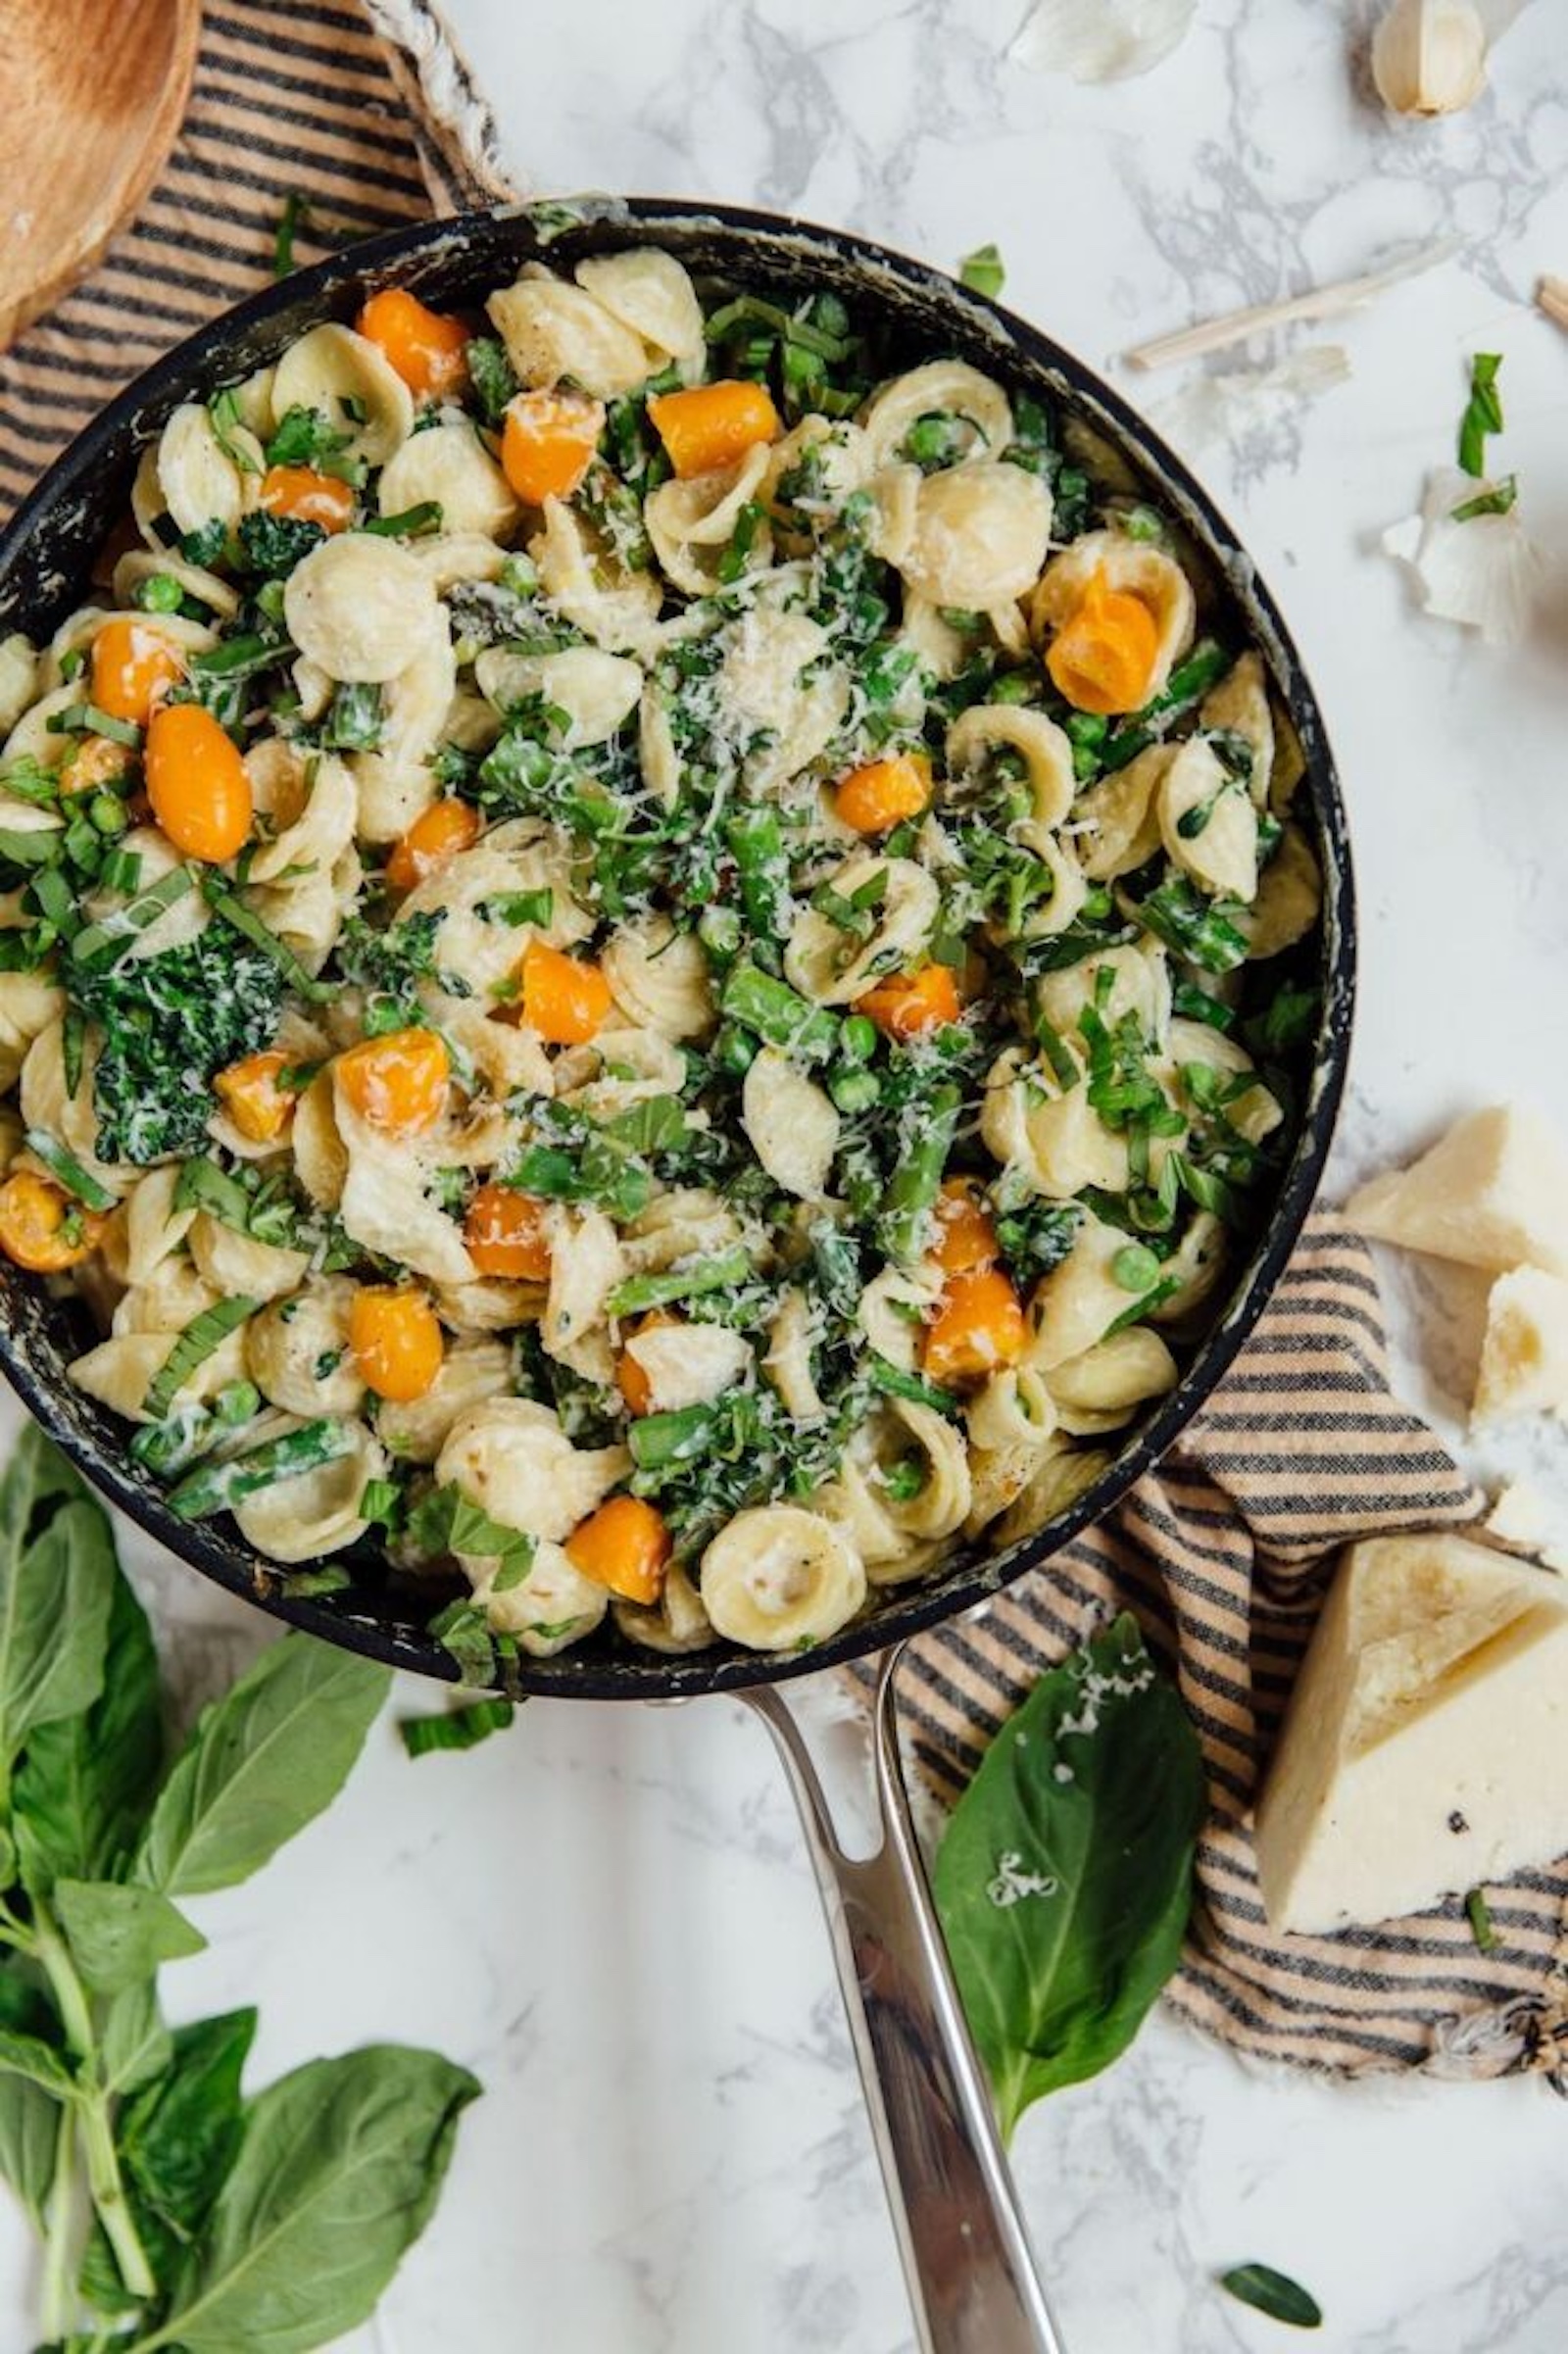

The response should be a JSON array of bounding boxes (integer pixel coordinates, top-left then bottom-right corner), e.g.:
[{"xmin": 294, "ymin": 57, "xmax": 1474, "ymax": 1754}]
[
  {"xmin": 933, "ymin": 1612, "xmax": 1205, "ymax": 2137},
  {"xmin": 0, "ymin": 2071, "xmax": 60, "ymax": 2232},
  {"xmin": 0, "ymin": 1427, "xmax": 116, "ymax": 1794},
  {"xmin": 14, "ymin": 1560, "xmax": 163, "ymax": 1889},
  {"xmin": 401, "ymin": 1698, "xmax": 514, "ymax": 1758},
  {"xmin": 54, "ymin": 1880, "xmax": 206, "ymax": 1994},
  {"xmin": 99, "ymin": 1975, "xmax": 172, "ymax": 2095},
  {"xmin": 1220, "ymin": 2263, "xmax": 1323, "ymax": 2329},
  {"xmin": 0, "ymin": 2025, "xmax": 77, "ymax": 2098},
  {"xmin": 121, "ymin": 2007, "xmax": 256, "ymax": 2250},
  {"xmin": 153, "ymin": 2045, "xmax": 479, "ymax": 2353},
  {"xmin": 135, "ymin": 1636, "xmax": 389, "ymax": 1897}
]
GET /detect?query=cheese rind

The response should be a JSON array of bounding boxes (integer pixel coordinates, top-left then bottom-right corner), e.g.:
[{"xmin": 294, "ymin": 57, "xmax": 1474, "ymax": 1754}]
[
  {"xmin": 1473, "ymin": 1266, "xmax": 1568, "ymax": 1425},
  {"xmin": 1344, "ymin": 1104, "xmax": 1568, "ymax": 1278},
  {"xmin": 1254, "ymin": 1533, "xmax": 1568, "ymax": 1934}
]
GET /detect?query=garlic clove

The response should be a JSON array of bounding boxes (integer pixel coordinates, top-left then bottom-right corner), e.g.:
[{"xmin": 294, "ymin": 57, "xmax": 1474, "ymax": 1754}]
[{"xmin": 1371, "ymin": 0, "xmax": 1489, "ymax": 119}]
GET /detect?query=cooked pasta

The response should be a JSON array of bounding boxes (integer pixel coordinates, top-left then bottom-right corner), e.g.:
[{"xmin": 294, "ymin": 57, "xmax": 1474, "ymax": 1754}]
[{"xmin": 0, "ymin": 245, "xmax": 1323, "ymax": 1667}]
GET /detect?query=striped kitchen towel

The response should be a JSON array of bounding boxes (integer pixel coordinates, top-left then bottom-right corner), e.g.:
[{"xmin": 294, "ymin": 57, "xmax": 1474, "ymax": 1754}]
[
  {"xmin": 3, "ymin": 6, "xmax": 1560, "ymax": 2088},
  {"xmin": 899, "ymin": 1212, "xmax": 1568, "ymax": 2084}
]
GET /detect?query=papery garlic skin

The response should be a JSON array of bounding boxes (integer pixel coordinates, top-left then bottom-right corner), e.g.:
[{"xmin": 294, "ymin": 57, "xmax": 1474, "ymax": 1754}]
[
  {"xmin": 1383, "ymin": 467, "xmax": 1546, "ymax": 647},
  {"xmin": 1011, "ymin": 0, "xmax": 1197, "ymax": 83},
  {"xmin": 1371, "ymin": 0, "xmax": 1489, "ymax": 118}
]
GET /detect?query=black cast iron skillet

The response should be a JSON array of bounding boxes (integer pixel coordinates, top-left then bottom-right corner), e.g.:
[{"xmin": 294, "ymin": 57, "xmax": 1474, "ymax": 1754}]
[
  {"xmin": 0, "ymin": 195, "xmax": 1355, "ymax": 1700},
  {"xmin": 0, "ymin": 199, "xmax": 1353, "ymax": 2354}
]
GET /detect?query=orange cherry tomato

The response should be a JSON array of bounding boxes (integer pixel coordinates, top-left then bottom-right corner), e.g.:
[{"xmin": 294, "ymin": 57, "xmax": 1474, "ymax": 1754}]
[
  {"xmin": 0, "ymin": 1172, "xmax": 104, "ymax": 1274},
  {"xmin": 260, "ymin": 465, "xmax": 356, "ymax": 533},
  {"xmin": 931, "ymin": 1179, "xmax": 998, "ymax": 1277},
  {"xmin": 143, "ymin": 703, "xmax": 253, "ymax": 863},
  {"xmin": 214, "ymin": 1049, "xmax": 296, "ymax": 1145},
  {"xmin": 856, "ymin": 964, "xmax": 963, "ymax": 1041},
  {"xmin": 89, "ymin": 618, "xmax": 184, "ymax": 728},
  {"xmin": 922, "ymin": 1267, "xmax": 1026, "ymax": 1389},
  {"xmin": 615, "ymin": 1309, "xmax": 681, "ymax": 1420},
  {"xmin": 336, "ymin": 1028, "xmax": 450, "ymax": 1136},
  {"xmin": 500, "ymin": 389, "xmax": 606, "ymax": 506},
  {"xmin": 833, "ymin": 753, "xmax": 932, "ymax": 835},
  {"xmin": 358, "ymin": 286, "xmax": 470, "ymax": 399},
  {"xmin": 564, "ymin": 1495, "xmax": 672, "ymax": 1605},
  {"xmin": 518, "ymin": 938, "xmax": 613, "ymax": 1047},
  {"xmin": 464, "ymin": 1184, "xmax": 553, "ymax": 1282},
  {"xmin": 57, "ymin": 735, "xmax": 130, "ymax": 798},
  {"xmin": 349, "ymin": 1286, "xmax": 445, "ymax": 1402},
  {"xmin": 1045, "ymin": 573, "xmax": 1161, "ymax": 716},
  {"xmin": 648, "ymin": 380, "xmax": 781, "ymax": 479},
  {"xmin": 385, "ymin": 798, "xmax": 482, "ymax": 894}
]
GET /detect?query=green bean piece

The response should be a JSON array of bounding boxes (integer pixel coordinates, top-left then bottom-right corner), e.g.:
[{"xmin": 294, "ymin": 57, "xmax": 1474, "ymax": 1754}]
[
  {"xmin": 719, "ymin": 962, "xmax": 841, "ymax": 1064},
  {"xmin": 878, "ymin": 1082, "xmax": 960, "ymax": 1265},
  {"xmin": 607, "ymin": 1246, "xmax": 753, "ymax": 1319}
]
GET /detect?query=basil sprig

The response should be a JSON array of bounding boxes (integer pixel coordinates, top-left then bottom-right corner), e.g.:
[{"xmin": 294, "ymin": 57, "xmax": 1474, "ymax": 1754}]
[{"xmin": 0, "ymin": 1425, "xmax": 477, "ymax": 2349}]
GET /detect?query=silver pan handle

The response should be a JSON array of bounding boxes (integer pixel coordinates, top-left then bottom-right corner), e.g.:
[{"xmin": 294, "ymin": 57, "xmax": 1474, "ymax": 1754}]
[{"xmin": 742, "ymin": 1647, "xmax": 1065, "ymax": 2354}]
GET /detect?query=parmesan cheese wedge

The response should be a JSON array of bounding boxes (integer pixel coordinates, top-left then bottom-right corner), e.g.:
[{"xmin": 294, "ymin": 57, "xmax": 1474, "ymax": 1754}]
[
  {"xmin": 1254, "ymin": 1533, "xmax": 1568, "ymax": 1933},
  {"xmin": 1344, "ymin": 1104, "xmax": 1568, "ymax": 1278},
  {"xmin": 1473, "ymin": 1266, "xmax": 1568, "ymax": 1425}
]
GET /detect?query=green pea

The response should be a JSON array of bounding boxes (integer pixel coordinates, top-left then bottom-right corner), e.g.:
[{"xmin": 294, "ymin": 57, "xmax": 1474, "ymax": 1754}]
[
  {"xmin": 1112, "ymin": 1243, "xmax": 1161, "ymax": 1293},
  {"xmin": 838, "ymin": 1013, "xmax": 878, "ymax": 1066},
  {"xmin": 713, "ymin": 1022, "xmax": 758, "ymax": 1079},
  {"xmin": 829, "ymin": 1067, "xmax": 878, "ymax": 1114},
  {"xmin": 132, "ymin": 571, "xmax": 186, "ymax": 613}
]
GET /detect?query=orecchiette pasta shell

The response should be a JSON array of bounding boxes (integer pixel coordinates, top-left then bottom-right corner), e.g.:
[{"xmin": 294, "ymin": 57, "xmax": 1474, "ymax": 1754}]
[
  {"xmin": 816, "ymin": 1455, "xmax": 907, "ymax": 1570},
  {"xmin": 436, "ymin": 1396, "xmax": 629, "ymax": 1545},
  {"xmin": 1150, "ymin": 1211, "xmax": 1227, "ymax": 1330},
  {"xmin": 542, "ymin": 1203, "xmax": 624, "ymax": 1383},
  {"xmin": 333, "ymin": 1094, "xmax": 476, "ymax": 1288},
  {"xmin": 21, "ymin": 1024, "xmax": 130, "ymax": 1199},
  {"xmin": 858, "ymin": 362, "xmax": 1014, "ymax": 469},
  {"xmin": 602, "ymin": 916, "xmax": 715, "ymax": 1041},
  {"xmin": 373, "ymin": 1337, "xmax": 512, "ymax": 1463},
  {"xmin": 0, "ymin": 633, "xmax": 38, "ymax": 733},
  {"xmin": 283, "ymin": 534, "xmax": 443, "ymax": 685},
  {"xmin": 0, "ymin": 973, "xmax": 64, "ymax": 1093},
  {"xmin": 245, "ymin": 1277, "xmax": 368, "ymax": 1417},
  {"xmin": 1034, "ymin": 940, "xmax": 1170, "ymax": 1048},
  {"xmin": 1023, "ymin": 1216, "xmax": 1140, "ymax": 1371},
  {"xmin": 700, "ymin": 1506, "xmax": 866, "ymax": 1649},
  {"xmin": 398, "ymin": 827, "xmax": 590, "ymax": 1002},
  {"xmin": 1233, "ymin": 823, "xmax": 1322, "ymax": 959},
  {"xmin": 82, "ymin": 824, "xmax": 210, "ymax": 964},
  {"xmin": 764, "ymin": 1288, "xmax": 828, "ymax": 1422},
  {"xmin": 899, "ymin": 594, "xmax": 973, "ymax": 683},
  {"xmin": 488, "ymin": 269, "xmax": 653, "ymax": 399},
  {"xmin": 558, "ymin": 1026, "xmax": 686, "ymax": 1125},
  {"xmin": 233, "ymin": 1417, "xmax": 387, "ymax": 1564},
  {"xmin": 293, "ymin": 1068, "xmax": 348, "ymax": 1210},
  {"xmin": 352, "ymin": 627, "xmax": 460, "ymax": 843},
  {"xmin": 1030, "ymin": 532, "xmax": 1194, "ymax": 700},
  {"xmin": 1008, "ymin": 824, "xmax": 1089, "ymax": 941},
  {"xmin": 995, "ymin": 1442, "xmax": 1112, "ymax": 1551},
  {"xmin": 1163, "ymin": 1017, "xmax": 1282, "ymax": 1145},
  {"xmin": 471, "ymin": 1540, "xmax": 610, "ymax": 1658},
  {"xmin": 574, "ymin": 250, "xmax": 706, "ymax": 378},
  {"xmin": 70, "ymin": 1328, "xmax": 244, "ymax": 1424},
  {"xmin": 378, "ymin": 422, "xmax": 519, "ymax": 541},
  {"xmin": 899, "ymin": 463, "xmax": 1053, "ymax": 610},
  {"xmin": 718, "ymin": 606, "xmax": 831, "ymax": 734},
  {"xmin": 964, "ymin": 1429, "xmax": 1063, "ymax": 1540},
  {"xmin": 1070, "ymin": 744, "xmax": 1172, "ymax": 881},
  {"xmin": 620, "ymin": 1319, "xmax": 752, "ymax": 1414},
  {"xmin": 784, "ymin": 855, "xmax": 939, "ymax": 1005},
  {"xmin": 189, "ymin": 1212, "xmax": 310, "ymax": 1303},
  {"xmin": 412, "ymin": 531, "xmax": 511, "ymax": 592},
  {"xmin": 883, "ymin": 1400, "xmax": 972, "ymax": 1542},
  {"xmin": 157, "ymin": 402, "xmax": 261, "ymax": 535},
  {"xmin": 112, "ymin": 1257, "xmax": 221, "ymax": 1338},
  {"xmin": 622, "ymin": 1189, "xmax": 742, "ymax": 1273},
  {"xmin": 530, "ymin": 498, "xmax": 662, "ymax": 654},
  {"xmin": 5, "ymin": 683, "xmax": 95, "ymax": 777},
  {"xmin": 646, "ymin": 444, "xmax": 774, "ymax": 598},
  {"xmin": 131, "ymin": 445, "xmax": 168, "ymax": 547},
  {"xmin": 271, "ymin": 323, "xmax": 415, "ymax": 466},
  {"xmin": 246, "ymin": 745, "xmax": 357, "ymax": 885},
  {"xmin": 1047, "ymin": 1327, "xmax": 1178, "ymax": 1428},
  {"xmin": 965, "ymin": 1366, "xmax": 1059, "ymax": 1453},
  {"xmin": 858, "ymin": 1264, "xmax": 943, "ymax": 1370},
  {"xmin": 741, "ymin": 1049, "xmax": 840, "ymax": 1202},
  {"xmin": 474, "ymin": 645, "xmax": 642, "ymax": 745},
  {"xmin": 946, "ymin": 703, "xmax": 1075, "ymax": 829},
  {"xmin": 111, "ymin": 550, "xmax": 240, "ymax": 620},
  {"xmin": 1158, "ymin": 738, "xmax": 1258, "ymax": 903},
  {"xmin": 978, "ymin": 1044, "xmax": 1129, "ymax": 1201},
  {"xmin": 638, "ymin": 684, "xmax": 681, "ymax": 811},
  {"xmin": 105, "ymin": 1165, "xmax": 198, "ymax": 1288},
  {"xmin": 613, "ymin": 1561, "xmax": 715, "ymax": 1655},
  {"xmin": 1200, "ymin": 650, "xmax": 1275, "ymax": 808},
  {"xmin": 435, "ymin": 1275, "xmax": 546, "ymax": 1334}
]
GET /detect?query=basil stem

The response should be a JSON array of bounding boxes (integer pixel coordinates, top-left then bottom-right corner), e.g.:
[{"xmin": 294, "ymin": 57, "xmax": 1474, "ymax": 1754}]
[
  {"xmin": 71, "ymin": 863, "xmax": 196, "ymax": 965},
  {"xmin": 143, "ymin": 1298, "xmax": 259, "ymax": 1422},
  {"xmin": 24, "ymin": 1129, "xmax": 116, "ymax": 1211}
]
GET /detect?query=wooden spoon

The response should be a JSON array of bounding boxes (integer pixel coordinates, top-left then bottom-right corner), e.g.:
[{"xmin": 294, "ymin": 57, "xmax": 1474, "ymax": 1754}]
[{"xmin": 0, "ymin": 0, "xmax": 204, "ymax": 351}]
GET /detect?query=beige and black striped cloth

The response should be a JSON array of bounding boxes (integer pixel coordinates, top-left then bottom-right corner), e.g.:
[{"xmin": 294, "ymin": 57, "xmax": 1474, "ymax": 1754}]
[{"xmin": 3, "ymin": 3, "xmax": 1563, "ymax": 2086}]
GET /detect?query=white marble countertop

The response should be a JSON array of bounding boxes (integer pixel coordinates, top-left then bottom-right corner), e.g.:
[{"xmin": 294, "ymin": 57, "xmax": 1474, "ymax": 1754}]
[{"xmin": 5, "ymin": 3, "xmax": 1568, "ymax": 2348}]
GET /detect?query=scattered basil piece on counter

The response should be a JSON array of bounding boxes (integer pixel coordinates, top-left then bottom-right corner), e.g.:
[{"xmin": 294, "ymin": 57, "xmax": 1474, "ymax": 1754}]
[
  {"xmin": 0, "ymin": 1423, "xmax": 478, "ymax": 2348},
  {"xmin": 401, "ymin": 1697, "xmax": 516, "ymax": 1758},
  {"xmin": 958, "ymin": 241, "xmax": 1005, "ymax": 299},
  {"xmin": 1219, "ymin": 2262, "xmax": 1324, "ymax": 2329},
  {"xmin": 933, "ymin": 1612, "xmax": 1205, "ymax": 2138},
  {"xmin": 1456, "ymin": 350, "xmax": 1503, "ymax": 479},
  {"xmin": 1465, "ymin": 1886, "xmax": 1497, "ymax": 1951}
]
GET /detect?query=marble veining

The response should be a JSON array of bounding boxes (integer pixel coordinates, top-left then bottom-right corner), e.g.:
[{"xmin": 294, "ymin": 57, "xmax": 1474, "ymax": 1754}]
[{"xmin": 5, "ymin": 1, "xmax": 1568, "ymax": 2346}]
